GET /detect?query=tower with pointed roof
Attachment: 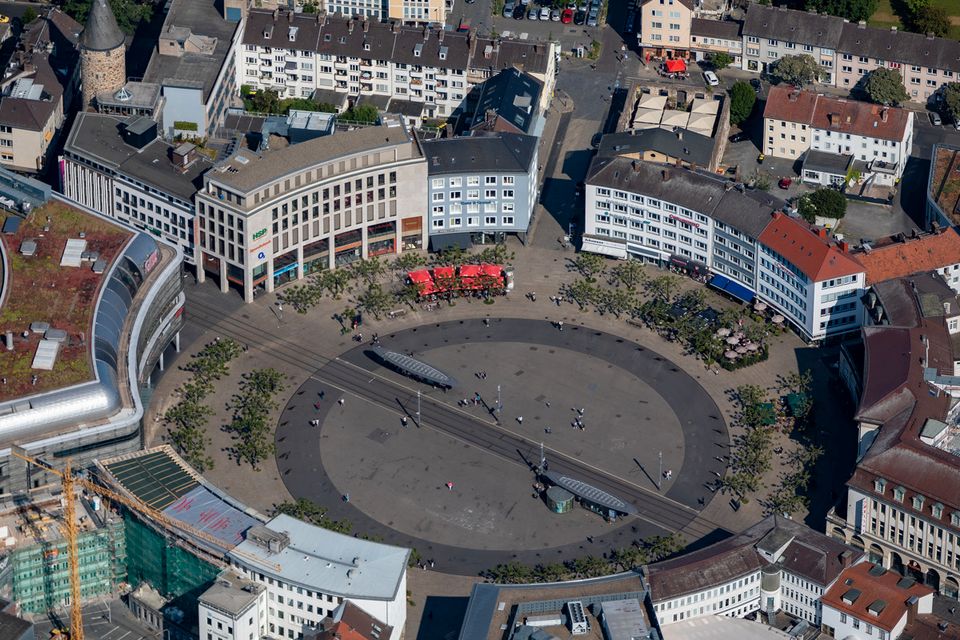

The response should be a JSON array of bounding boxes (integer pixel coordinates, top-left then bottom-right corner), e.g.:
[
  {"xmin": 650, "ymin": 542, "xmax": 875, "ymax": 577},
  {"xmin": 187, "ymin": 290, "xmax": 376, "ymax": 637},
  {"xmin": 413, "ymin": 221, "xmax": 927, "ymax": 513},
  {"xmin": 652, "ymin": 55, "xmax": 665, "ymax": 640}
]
[{"xmin": 79, "ymin": 0, "xmax": 126, "ymax": 110}]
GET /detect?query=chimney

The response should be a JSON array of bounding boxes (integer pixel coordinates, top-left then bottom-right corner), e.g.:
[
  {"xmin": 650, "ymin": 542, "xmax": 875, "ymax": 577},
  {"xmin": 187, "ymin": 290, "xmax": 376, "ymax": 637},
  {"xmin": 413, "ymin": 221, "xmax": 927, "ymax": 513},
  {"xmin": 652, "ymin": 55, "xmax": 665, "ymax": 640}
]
[
  {"xmin": 839, "ymin": 240, "xmax": 849, "ymax": 252},
  {"xmin": 348, "ymin": 18, "xmax": 355, "ymax": 33},
  {"xmin": 662, "ymin": 169, "xmax": 670, "ymax": 182},
  {"xmin": 632, "ymin": 159, "xmax": 641, "ymax": 172},
  {"xmin": 423, "ymin": 24, "xmax": 430, "ymax": 40},
  {"xmin": 287, "ymin": 9, "xmax": 293, "ymax": 21},
  {"xmin": 788, "ymin": 91, "xmax": 798, "ymax": 102},
  {"xmin": 676, "ymin": 130, "xmax": 683, "ymax": 140},
  {"xmin": 273, "ymin": 7, "xmax": 279, "ymax": 20},
  {"xmin": 817, "ymin": 227, "xmax": 828, "ymax": 238},
  {"xmin": 363, "ymin": 17, "xmax": 369, "ymax": 32},
  {"xmin": 880, "ymin": 107, "xmax": 888, "ymax": 122},
  {"xmin": 839, "ymin": 550, "xmax": 854, "ymax": 567},
  {"xmin": 772, "ymin": 211, "xmax": 782, "ymax": 220},
  {"xmin": 391, "ymin": 20, "xmax": 400, "ymax": 33},
  {"xmin": 858, "ymin": 19, "xmax": 866, "ymax": 28}
]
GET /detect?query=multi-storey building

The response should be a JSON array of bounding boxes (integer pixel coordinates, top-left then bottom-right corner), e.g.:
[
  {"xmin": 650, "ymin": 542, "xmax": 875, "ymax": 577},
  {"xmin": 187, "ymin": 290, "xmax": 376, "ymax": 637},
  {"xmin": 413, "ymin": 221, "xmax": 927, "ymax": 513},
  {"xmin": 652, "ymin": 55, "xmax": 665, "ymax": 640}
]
[
  {"xmin": 61, "ymin": 113, "xmax": 212, "ymax": 265},
  {"xmin": 422, "ymin": 132, "xmax": 538, "ymax": 246},
  {"xmin": 689, "ymin": 18, "xmax": 742, "ymax": 65},
  {"xmin": 638, "ymin": 0, "xmax": 694, "ymax": 60},
  {"xmin": 820, "ymin": 563, "xmax": 934, "ymax": 640},
  {"xmin": 198, "ymin": 573, "xmax": 268, "ymax": 640},
  {"xmin": 740, "ymin": 6, "xmax": 840, "ymax": 82},
  {"xmin": 852, "ymin": 228, "xmax": 960, "ymax": 294},
  {"xmin": 0, "ymin": 9, "xmax": 81, "ymax": 174},
  {"xmin": 196, "ymin": 119, "xmax": 426, "ymax": 302},
  {"xmin": 645, "ymin": 516, "xmax": 863, "ymax": 626},
  {"xmin": 143, "ymin": 0, "xmax": 242, "ymax": 138},
  {"xmin": 763, "ymin": 86, "xmax": 913, "ymax": 187},
  {"xmin": 237, "ymin": 10, "xmax": 556, "ymax": 123},
  {"xmin": 582, "ymin": 157, "xmax": 865, "ymax": 340},
  {"xmin": 832, "ymin": 270, "xmax": 960, "ymax": 600}
]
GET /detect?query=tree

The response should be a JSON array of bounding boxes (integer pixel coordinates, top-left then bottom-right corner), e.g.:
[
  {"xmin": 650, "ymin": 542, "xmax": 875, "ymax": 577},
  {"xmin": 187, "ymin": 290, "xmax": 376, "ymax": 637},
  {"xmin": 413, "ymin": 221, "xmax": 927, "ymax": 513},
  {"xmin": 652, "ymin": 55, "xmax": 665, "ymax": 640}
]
[
  {"xmin": 342, "ymin": 104, "xmax": 379, "ymax": 124},
  {"xmin": 227, "ymin": 368, "xmax": 285, "ymax": 470},
  {"xmin": 608, "ymin": 260, "xmax": 646, "ymax": 291},
  {"xmin": 910, "ymin": 5, "xmax": 950, "ymax": 37},
  {"xmin": 246, "ymin": 89, "xmax": 282, "ymax": 114},
  {"xmin": 562, "ymin": 279, "xmax": 599, "ymax": 310},
  {"xmin": 644, "ymin": 274, "xmax": 679, "ymax": 302},
  {"xmin": 63, "ymin": 0, "xmax": 153, "ymax": 33},
  {"xmin": 165, "ymin": 403, "xmax": 215, "ymax": 472},
  {"xmin": 943, "ymin": 83, "xmax": 960, "ymax": 124},
  {"xmin": 351, "ymin": 256, "xmax": 386, "ymax": 285},
  {"xmin": 770, "ymin": 54, "xmax": 823, "ymax": 87},
  {"xmin": 316, "ymin": 269, "xmax": 351, "ymax": 298},
  {"xmin": 356, "ymin": 284, "xmax": 392, "ymax": 319},
  {"xmin": 710, "ymin": 52, "xmax": 733, "ymax": 70},
  {"xmin": 805, "ymin": 0, "xmax": 876, "ymax": 22},
  {"xmin": 570, "ymin": 252, "xmax": 606, "ymax": 281},
  {"xmin": 729, "ymin": 81, "xmax": 757, "ymax": 125},
  {"xmin": 797, "ymin": 188, "xmax": 847, "ymax": 222},
  {"xmin": 21, "ymin": 7, "xmax": 38, "ymax": 24},
  {"xmin": 861, "ymin": 68, "xmax": 909, "ymax": 106},
  {"xmin": 392, "ymin": 252, "xmax": 426, "ymax": 273}
]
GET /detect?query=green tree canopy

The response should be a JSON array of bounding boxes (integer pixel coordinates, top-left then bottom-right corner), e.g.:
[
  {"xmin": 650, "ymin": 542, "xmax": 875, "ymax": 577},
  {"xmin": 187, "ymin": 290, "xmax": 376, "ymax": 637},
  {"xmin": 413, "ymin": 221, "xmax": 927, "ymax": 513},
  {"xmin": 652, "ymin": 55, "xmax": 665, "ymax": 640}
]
[
  {"xmin": 342, "ymin": 104, "xmax": 379, "ymax": 124},
  {"xmin": 710, "ymin": 52, "xmax": 733, "ymax": 70},
  {"xmin": 804, "ymin": 0, "xmax": 877, "ymax": 22},
  {"xmin": 942, "ymin": 83, "xmax": 960, "ymax": 124},
  {"xmin": 861, "ymin": 67, "xmax": 909, "ymax": 106},
  {"xmin": 798, "ymin": 188, "xmax": 847, "ymax": 222},
  {"xmin": 770, "ymin": 54, "xmax": 823, "ymax": 87},
  {"xmin": 729, "ymin": 81, "xmax": 757, "ymax": 125},
  {"xmin": 910, "ymin": 4, "xmax": 950, "ymax": 37},
  {"xmin": 63, "ymin": 0, "xmax": 152, "ymax": 34}
]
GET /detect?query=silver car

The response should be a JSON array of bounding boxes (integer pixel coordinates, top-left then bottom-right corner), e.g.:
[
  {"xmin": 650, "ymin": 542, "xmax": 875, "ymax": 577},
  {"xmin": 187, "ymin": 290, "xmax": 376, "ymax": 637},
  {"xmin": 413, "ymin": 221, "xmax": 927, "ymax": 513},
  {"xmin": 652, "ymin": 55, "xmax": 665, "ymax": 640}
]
[{"xmin": 551, "ymin": 8, "xmax": 561, "ymax": 20}]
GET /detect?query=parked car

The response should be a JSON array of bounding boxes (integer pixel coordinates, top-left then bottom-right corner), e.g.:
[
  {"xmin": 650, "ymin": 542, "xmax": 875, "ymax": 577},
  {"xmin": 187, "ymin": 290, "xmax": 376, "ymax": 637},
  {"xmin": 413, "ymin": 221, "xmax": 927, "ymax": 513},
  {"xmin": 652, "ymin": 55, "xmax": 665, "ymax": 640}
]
[
  {"xmin": 574, "ymin": 9, "xmax": 585, "ymax": 23},
  {"xmin": 930, "ymin": 111, "xmax": 943, "ymax": 126},
  {"xmin": 528, "ymin": 6, "xmax": 538, "ymax": 18},
  {"xmin": 502, "ymin": 1, "xmax": 514, "ymax": 17},
  {"xmin": 778, "ymin": 177, "xmax": 793, "ymax": 189},
  {"xmin": 954, "ymin": 118, "xmax": 960, "ymax": 131},
  {"xmin": 551, "ymin": 8, "xmax": 561, "ymax": 20},
  {"xmin": 750, "ymin": 78, "xmax": 762, "ymax": 93},
  {"xmin": 561, "ymin": 7, "xmax": 573, "ymax": 22},
  {"xmin": 728, "ymin": 131, "xmax": 748, "ymax": 143},
  {"xmin": 586, "ymin": 14, "xmax": 598, "ymax": 26},
  {"xmin": 539, "ymin": 6, "xmax": 551, "ymax": 19},
  {"xmin": 513, "ymin": 4, "xmax": 526, "ymax": 18},
  {"xmin": 704, "ymin": 70, "xmax": 720, "ymax": 86}
]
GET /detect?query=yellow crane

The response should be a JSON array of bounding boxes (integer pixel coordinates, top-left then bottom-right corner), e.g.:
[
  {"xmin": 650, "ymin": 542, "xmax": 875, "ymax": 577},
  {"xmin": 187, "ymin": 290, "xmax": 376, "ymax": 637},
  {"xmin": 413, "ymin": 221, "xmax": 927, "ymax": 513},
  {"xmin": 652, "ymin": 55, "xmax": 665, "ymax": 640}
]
[{"xmin": 10, "ymin": 448, "xmax": 279, "ymax": 640}]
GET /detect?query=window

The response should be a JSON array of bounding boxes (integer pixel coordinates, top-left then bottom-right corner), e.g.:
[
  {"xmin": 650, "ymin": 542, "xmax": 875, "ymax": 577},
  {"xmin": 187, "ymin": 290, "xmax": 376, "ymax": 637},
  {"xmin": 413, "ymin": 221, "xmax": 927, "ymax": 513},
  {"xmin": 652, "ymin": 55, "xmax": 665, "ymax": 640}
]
[
  {"xmin": 432, "ymin": 219, "xmax": 444, "ymax": 228},
  {"xmin": 467, "ymin": 176, "xmax": 480, "ymax": 186},
  {"xmin": 448, "ymin": 177, "xmax": 462, "ymax": 187},
  {"xmin": 431, "ymin": 178, "xmax": 444, "ymax": 188},
  {"xmin": 894, "ymin": 486, "xmax": 906, "ymax": 502},
  {"xmin": 484, "ymin": 216, "xmax": 497, "ymax": 225},
  {"xmin": 449, "ymin": 191, "xmax": 461, "ymax": 200},
  {"xmin": 485, "ymin": 176, "xmax": 497, "ymax": 185},
  {"xmin": 432, "ymin": 206, "xmax": 444, "ymax": 216},
  {"xmin": 503, "ymin": 176, "xmax": 515, "ymax": 185},
  {"xmin": 913, "ymin": 495, "xmax": 925, "ymax": 510},
  {"xmin": 874, "ymin": 478, "xmax": 886, "ymax": 494}
]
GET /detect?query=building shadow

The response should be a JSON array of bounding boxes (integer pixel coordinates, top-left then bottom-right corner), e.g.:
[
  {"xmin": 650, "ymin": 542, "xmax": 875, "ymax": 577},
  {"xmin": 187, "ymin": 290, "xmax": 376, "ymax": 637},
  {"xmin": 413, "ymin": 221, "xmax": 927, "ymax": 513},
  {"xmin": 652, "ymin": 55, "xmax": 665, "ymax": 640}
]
[{"xmin": 415, "ymin": 595, "xmax": 470, "ymax": 640}]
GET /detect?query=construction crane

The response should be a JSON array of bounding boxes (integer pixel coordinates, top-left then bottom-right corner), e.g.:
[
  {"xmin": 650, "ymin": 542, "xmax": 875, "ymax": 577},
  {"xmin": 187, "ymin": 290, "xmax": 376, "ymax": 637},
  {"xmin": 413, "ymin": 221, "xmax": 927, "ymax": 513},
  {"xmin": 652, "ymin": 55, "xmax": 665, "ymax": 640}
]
[{"xmin": 10, "ymin": 448, "xmax": 280, "ymax": 640}]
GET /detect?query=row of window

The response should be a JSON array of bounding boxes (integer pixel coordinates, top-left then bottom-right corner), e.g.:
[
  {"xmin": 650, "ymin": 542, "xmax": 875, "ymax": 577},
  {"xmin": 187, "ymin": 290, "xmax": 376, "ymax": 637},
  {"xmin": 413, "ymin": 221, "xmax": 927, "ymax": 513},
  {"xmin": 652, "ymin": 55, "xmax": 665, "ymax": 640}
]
[
  {"xmin": 431, "ymin": 215, "xmax": 516, "ymax": 229},
  {"xmin": 432, "ymin": 189, "xmax": 515, "ymax": 202},
  {"xmin": 432, "ymin": 175, "xmax": 516, "ymax": 188}
]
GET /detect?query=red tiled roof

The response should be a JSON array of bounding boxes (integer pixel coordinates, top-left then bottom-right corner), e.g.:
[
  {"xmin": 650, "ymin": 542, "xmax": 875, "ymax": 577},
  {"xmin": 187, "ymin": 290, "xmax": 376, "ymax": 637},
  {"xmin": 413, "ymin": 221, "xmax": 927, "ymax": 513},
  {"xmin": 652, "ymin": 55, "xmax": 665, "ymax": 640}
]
[
  {"xmin": 821, "ymin": 563, "xmax": 932, "ymax": 632},
  {"xmin": 758, "ymin": 213, "xmax": 864, "ymax": 281},
  {"xmin": 763, "ymin": 86, "xmax": 911, "ymax": 141},
  {"xmin": 315, "ymin": 621, "xmax": 368, "ymax": 640},
  {"xmin": 855, "ymin": 229, "xmax": 960, "ymax": 285}
]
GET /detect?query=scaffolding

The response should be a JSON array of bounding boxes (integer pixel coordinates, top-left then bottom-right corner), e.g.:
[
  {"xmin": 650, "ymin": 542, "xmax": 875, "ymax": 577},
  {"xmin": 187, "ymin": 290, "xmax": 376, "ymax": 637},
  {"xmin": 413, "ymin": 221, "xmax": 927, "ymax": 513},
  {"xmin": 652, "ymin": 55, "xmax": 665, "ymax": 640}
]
[
  {"xmin": 10, "ymin": 517, "xmax": 125, "ymax": 614},
  {"xmin": 123, "ymin": 514, "xmax": 220, "ymax": 601}
]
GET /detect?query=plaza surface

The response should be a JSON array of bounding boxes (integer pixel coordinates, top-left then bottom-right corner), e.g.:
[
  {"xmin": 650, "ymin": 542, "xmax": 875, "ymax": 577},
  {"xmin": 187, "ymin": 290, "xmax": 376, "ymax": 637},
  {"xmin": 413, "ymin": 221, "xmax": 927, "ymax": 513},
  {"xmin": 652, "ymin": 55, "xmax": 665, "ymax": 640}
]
[{"xmin": 270, "ymin": 318, "xmax": 729, "ymax": 573}]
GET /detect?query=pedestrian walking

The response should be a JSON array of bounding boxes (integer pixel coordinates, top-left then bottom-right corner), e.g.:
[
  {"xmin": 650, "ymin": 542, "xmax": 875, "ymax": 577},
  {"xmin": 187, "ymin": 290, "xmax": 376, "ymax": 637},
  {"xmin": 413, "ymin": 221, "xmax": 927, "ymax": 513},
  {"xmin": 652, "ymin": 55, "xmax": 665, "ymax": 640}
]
[
  {"xmin": 545, "ymin": 427, "xmax": 552, "ymax": 434},
  {"xmin": 338, "ymin": 397, "xmax": 345, "ymax": 406},
  {"xmin": 401, "ymin": 416, "xmax": 408, "ymax": 427},
  {"xmin": 558, "ymin": 320, "xmax": 564, "ymax": 331},
  {"xmin": 517, "ymin": 416, "xmax": 523, "ymax": 424},
  {"xmin": 475, "ymin": 392, "xmax": 482, "ymax": 404},
  {"xmin": 483, "ymin": 318, "xmax": 490, "ymax": 326},
  {"xmin": 319, "ymin": 390, "xmax": 325, "ymax": 400},
  {"xmin": 314, "ymin": 402, "xmax": 321, "ymax": 410}
]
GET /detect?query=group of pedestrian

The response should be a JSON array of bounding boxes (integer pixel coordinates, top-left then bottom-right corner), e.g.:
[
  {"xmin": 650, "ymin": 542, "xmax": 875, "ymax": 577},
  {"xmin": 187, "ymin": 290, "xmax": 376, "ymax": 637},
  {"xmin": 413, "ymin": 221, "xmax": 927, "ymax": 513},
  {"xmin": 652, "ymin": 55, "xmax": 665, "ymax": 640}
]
[
  {"xmin": 416, "ymin": 559, "xmax": 436, "ymax": 570},
  {"xmin": 572, "ymin": 406, "xmax": 585, "ymax": 430},
  {"xmin": 548, "ymin": 295, "xmax": 564, "ymax": 306},
  {"xmin": 474, "ymin": 371, "xmax": 487, "ymax": 379}
]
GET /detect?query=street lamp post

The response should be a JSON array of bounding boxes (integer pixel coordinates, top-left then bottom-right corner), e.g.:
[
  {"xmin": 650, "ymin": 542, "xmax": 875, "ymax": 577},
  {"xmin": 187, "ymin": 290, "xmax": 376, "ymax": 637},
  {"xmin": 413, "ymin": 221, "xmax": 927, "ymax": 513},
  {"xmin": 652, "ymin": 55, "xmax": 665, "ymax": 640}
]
[
  {"xmin": 497, "ymin": 384, "xmax": 502, "ymax": 414},
  {"xmin": 416, "ymin": 389, "xmax": 421, "ymax": 427}
]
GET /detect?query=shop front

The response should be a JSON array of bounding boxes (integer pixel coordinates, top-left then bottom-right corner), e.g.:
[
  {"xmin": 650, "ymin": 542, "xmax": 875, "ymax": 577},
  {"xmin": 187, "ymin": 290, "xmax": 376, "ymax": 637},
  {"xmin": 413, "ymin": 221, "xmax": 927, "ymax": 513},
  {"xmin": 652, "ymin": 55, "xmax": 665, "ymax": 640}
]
[
  {"xmin": 303, "ymin": 238, "xmax": 329, "ymax": 275},
  {"xmin": 368, "ymin": 221, "xmax": 397, "ymax": 257},
  {"xmin": 334, "ymin": 229, "xmax": 362, "ymax": 267}
]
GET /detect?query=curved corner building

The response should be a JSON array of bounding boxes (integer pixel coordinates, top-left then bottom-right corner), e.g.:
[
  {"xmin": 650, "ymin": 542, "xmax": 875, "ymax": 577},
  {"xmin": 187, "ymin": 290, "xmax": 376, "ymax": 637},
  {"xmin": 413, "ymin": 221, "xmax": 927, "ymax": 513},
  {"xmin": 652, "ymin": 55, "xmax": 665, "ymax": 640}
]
[{"xmin": 0, "ymin": 193, "xmax": 184, "ymax": 493}]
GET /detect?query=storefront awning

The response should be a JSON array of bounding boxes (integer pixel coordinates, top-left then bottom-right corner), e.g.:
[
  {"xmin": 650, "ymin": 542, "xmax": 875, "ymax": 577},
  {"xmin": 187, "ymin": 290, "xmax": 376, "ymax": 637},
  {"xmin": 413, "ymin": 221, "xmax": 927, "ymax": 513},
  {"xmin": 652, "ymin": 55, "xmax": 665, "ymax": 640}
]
[
  {"xmin": 665, "ymin": 58, "xmax": 686, "ymax": 73},
  {"xmin": 708, "ymin": 274, "xmax": 755, "ymax": 304}
]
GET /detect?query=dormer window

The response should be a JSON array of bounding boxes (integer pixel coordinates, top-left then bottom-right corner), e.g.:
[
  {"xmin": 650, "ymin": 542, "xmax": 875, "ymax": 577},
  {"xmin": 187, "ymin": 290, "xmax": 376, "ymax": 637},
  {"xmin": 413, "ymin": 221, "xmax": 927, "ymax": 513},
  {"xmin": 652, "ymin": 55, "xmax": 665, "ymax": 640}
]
[
  {"xmin": 932, "ymin": 503, "xmax": 944, "ymax": 518},
  {"xmin": 952, "ymin": 512, "xmax": 960, "ymax": 527},
  {"xmin": 439, "ymin": 46, "xmax": 448, "ymax": 60},
  {"xmin": 288, "ymin": 26, "xmax": 298, "ymax": 42},
  {"xmin": 912, "ymin": 495, "xmax": 925, "ymax": 510},
  {"xmin": 263, "ymin": 28, "xmax": 272, "ymax": 39},
  {"xmin": 414, "ymin": 43, "xmax": 423, "ymax": 57},
  {"xmin": 363, "ymin": 42, "xmax": 370, "ymax": 51},
  {"xmin": 874, "ymin": 478, "xmax": 886, "ymax": 494},
  {"xmin": 893, "ymin": 486, "xmax": 906, "ymax": 502}
]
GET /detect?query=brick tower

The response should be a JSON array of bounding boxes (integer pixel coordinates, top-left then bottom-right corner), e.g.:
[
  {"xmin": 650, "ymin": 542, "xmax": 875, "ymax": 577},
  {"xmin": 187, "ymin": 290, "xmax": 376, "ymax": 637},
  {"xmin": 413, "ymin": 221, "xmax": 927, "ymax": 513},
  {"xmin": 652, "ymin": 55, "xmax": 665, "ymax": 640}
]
[{"xmin": 79, "ymin": 0, "xmax": 126, "ymax": 110}]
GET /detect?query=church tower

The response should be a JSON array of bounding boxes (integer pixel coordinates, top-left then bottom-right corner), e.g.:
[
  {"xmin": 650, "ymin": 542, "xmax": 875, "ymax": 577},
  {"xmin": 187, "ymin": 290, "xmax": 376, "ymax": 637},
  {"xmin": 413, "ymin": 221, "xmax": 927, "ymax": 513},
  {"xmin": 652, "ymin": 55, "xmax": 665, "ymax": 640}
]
[{"xmin": 79, "ymin": 0, "xmax": 126, "ymax": 110}]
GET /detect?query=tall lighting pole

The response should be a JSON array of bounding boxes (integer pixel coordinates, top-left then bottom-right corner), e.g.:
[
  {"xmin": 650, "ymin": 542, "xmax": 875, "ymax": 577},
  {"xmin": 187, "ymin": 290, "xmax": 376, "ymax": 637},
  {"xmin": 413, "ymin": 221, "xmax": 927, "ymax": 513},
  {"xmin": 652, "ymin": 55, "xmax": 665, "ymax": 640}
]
[
  {"xmin": 416, "ymin": 389, "xmax": 421, "ymax": 427},
  {"xmin": 658, "ymin": 451, "xmax": 662, "ymax": 490}
]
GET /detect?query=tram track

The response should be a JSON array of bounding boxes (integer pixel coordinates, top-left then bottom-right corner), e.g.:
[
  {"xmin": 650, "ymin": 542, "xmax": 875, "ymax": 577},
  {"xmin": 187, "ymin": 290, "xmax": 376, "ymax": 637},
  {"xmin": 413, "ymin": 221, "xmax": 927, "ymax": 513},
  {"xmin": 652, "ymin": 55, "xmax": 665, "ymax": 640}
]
[{"xmin": 185, "ymin": 299, "xmax": 728, "ymax": 541}]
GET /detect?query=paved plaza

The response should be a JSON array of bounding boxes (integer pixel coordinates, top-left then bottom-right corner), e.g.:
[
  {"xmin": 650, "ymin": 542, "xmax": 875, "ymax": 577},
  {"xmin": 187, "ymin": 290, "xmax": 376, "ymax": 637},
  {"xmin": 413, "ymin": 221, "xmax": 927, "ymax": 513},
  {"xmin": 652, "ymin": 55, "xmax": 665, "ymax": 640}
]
[{"xmin": 271, "ymin": 318, "xmax": 729, "ymax": 572}]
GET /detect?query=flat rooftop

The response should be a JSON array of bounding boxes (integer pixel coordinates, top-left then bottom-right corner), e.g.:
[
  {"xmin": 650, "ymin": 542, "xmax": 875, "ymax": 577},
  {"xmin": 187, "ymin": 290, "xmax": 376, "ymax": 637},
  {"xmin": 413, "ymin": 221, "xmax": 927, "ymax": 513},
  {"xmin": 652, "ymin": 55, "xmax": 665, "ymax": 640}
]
[
  {"xmin": 0, "ymin": 201, "xmax": 131, "ymax": 401},
  {"xmin": 65, "ymin": 113, "xmax": 212, "ymax": 201},
  {"xmin": 0, "ymin": 489, "xmax": 111, "ymax": 549},
  {"xmin": 663, "ymin": 616, "xmax": 792, "ymax": 640},
  {"xmin": 208, "ymin": 122, "xmax": 414, "ymax": 195},
  {"xmin": 929, "ymin": 144, "xmax": 960, "ymax": 226},
  {"xmin": 199, "ymin": 573, "xmax": 263, "ymax": 615},
  {"xmin": 143, "ymin": 0, "xmax": 238, "ymax": 102},
  {"xmin": 99, "ymin": 446, "xmax": 261, "ymax": 553}
]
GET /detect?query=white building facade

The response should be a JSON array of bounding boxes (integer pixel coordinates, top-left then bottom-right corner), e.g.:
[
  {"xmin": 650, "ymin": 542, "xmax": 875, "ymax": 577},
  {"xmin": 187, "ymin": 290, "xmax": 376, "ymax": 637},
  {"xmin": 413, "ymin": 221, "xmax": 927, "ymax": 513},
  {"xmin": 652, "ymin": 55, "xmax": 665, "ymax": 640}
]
[{"xmin": 198, "ymin": 576, "xmax": 268, "ymax": 640}]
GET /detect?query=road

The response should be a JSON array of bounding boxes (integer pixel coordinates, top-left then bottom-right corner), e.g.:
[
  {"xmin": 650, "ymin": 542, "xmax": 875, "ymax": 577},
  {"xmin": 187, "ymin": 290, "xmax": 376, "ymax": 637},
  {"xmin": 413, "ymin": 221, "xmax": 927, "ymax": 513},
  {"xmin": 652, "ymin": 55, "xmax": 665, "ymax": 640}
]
[{"xmin": 184, "ymin": 297, "xmax": 732, "ymax": 574}]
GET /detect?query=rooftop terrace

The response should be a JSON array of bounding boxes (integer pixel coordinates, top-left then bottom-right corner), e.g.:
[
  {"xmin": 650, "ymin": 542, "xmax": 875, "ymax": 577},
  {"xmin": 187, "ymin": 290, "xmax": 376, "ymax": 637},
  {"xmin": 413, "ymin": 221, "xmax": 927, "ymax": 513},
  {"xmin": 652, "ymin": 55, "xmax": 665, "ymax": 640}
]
[
  {"xmin": 929, "ymin": 145, "xmax": 960, "ymax": 226},
  {"xmin": 0, "ymin": 202, "xmax": 131, "ymax": 401}
]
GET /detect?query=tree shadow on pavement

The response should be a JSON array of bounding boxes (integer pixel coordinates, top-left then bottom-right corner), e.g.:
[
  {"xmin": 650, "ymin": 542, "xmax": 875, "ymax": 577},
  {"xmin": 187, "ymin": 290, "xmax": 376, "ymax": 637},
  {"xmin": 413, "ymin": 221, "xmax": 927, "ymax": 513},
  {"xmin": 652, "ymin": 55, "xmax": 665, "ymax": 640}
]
[{"xmin": 416, "ymin": 595, "xmax": 470, "ymax": 640}]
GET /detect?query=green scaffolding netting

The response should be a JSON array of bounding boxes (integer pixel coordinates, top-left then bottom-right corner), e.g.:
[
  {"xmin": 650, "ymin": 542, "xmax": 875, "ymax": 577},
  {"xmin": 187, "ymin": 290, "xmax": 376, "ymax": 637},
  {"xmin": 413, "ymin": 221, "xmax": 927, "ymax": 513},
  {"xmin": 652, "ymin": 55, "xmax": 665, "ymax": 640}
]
[{"xmin": 123, "ymin": 513, "xmax": 220, "ymax": 600}]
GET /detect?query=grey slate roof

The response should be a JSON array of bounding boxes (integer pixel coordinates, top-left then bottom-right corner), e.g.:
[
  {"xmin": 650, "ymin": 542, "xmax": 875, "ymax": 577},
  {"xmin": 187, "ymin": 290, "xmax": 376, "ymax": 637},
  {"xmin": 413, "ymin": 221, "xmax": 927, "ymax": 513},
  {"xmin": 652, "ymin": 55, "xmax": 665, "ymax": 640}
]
[
  {"xmin": 803, "ymin": 149, "xmax": 853, "ymax": 175},
  {"xmin": 80, "ymin": 0, "xmax": 125, "ymax": 51},
  {"xmin": 838, "ymin": 21, "xmax": 960, "ymax": 73},
  {"xmin": 423, "ymin": 132, "xmax": 538, "ymax": 175},
  {"xmin": 471, "ymin": 67, "xmax": 543, "ymax": 134},
  {"xmin": 587, "ymin": 157, "xmax": 784, "ymax": 240},
  {"xmin": 0, "ymin": 611, "xmax": 32, "ymax": 640},
  {"xmin": 597, "ymin": 130, "xmax": 714, "ymax": 168},
  {"xmin": 242, "ymin": 10, "xmax": 553, "ymax": 76},
  {"xmin": 742, "ymin": 4, "xmax": 843, "ymax": 50},
  {"xmin": 65, "ymin": 112, "xmax": 212, "ymax": 201},
  {"xmin": 691, "ymin": 18, "xmax": 742, "ymax": 41}
]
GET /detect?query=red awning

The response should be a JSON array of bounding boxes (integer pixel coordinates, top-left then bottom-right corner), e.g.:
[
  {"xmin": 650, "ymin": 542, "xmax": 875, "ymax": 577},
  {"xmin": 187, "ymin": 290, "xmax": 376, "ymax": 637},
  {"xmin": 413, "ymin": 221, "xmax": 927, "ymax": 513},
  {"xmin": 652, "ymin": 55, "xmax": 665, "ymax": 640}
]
[
  {"xmin": 408, "ymin": 270, "xmax": 432, "ymax": 283},
  {"xmin": 459, "ymin": 264, "xmax": 482, "ymax": 289},
  {"xmin": 433, "ymin": 266, "xmax": 456, "ymax": 279},
  {"xmin": 480, "ymin": 264, "xmax": 502, "ymax": 278},
  {"xmin": 665, "ymin": 59, "xmax": 686, "ymax": 73}
]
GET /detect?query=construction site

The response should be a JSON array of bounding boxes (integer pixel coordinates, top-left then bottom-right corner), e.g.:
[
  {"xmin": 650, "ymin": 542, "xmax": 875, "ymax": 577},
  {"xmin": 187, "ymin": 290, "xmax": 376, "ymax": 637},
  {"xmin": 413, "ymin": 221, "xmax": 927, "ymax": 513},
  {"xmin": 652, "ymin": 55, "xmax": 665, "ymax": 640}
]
[{"xmin": 0, "ymin": 488, "xmax": 126, "ymax": 614}]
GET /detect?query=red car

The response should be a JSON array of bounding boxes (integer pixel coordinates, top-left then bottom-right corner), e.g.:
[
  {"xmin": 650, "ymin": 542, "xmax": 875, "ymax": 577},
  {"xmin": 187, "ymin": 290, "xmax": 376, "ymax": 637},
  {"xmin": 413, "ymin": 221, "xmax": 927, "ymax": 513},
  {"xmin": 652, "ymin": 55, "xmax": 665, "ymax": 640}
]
[
  {"xmin": 561, "ymin": 8, "xmax": 574, "ymax": 22},
  {"xmin": 778, "ymin": 177, "xmax": 793, "ymax": 189}
]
